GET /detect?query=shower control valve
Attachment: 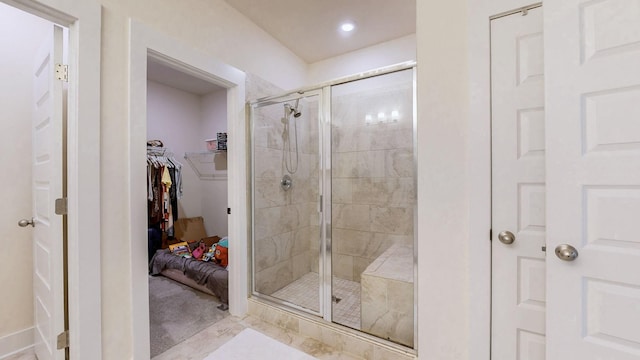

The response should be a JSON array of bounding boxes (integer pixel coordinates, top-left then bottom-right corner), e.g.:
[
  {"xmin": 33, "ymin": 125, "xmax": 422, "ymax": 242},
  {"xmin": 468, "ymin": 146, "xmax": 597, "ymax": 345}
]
[{"xmin": 281, "ymin": 174, "xmax": 293, "ymax": 191}]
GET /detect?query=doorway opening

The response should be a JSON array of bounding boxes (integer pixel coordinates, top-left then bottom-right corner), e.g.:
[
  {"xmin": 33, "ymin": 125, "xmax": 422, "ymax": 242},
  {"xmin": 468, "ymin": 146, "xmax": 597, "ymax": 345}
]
[
  {"xmin": 145, "ymin": 56, "xmax": 232, "ymax": 358},
  {"xmin": 128, "ymin": 21, "xmax": 247, "ymax": 360},
  {"xmin": 0, "ymin": 3, "xmax": 72, "ymax": 359}
]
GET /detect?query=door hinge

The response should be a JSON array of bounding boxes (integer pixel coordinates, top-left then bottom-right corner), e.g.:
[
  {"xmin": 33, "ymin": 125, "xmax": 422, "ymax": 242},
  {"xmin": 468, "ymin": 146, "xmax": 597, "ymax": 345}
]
[
  {"xmin": 56, "ymin": 330, "xmax": 69, "ymax": 349},
  {"xmin": 55, "ymin": 198, "xmax": 68, "ymax": 215},
  {"xmin": 489, "ymin": 228, "xmax": 493, "ymax": 241},
  {"xmin": 55, "ymin": 63, "xmax": 68, "ymax": 82},
  {"xmin": 319, "ymin": 195, "xmax": 323, "ymax": 212}
]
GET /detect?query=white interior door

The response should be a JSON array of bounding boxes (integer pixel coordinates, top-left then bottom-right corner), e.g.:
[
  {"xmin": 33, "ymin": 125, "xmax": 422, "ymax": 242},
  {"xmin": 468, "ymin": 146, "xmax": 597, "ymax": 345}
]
[
  {"xmin": 545, "ymin": 0, "xmax": 640, "ymax": 359},
  {"xmin": 491, "ymin": 7, "xmax": 546, "ymax": 359},
  {"xmin": 32, "ymin": 24, "xmax": 65, "ymax": 360}
]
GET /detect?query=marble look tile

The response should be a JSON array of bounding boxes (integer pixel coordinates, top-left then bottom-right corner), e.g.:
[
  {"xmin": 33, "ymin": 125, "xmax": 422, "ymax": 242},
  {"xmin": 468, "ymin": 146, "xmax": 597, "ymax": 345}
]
[
  {"xmin": 254, "ymin": 205, "xmax": 301, "ymax": 239},
  {"xmin": 388, "ymin": 279, "xmax": 414, "ymax": 316},
  {"xmin": 333, "ymin": 126, "xmax": 367, "ymax": 153},
  {"xmin": 255, "ymin": 260, "xmax": 293, "ymax": 295},
  {"xmin": 360, "ymin": 276, "xmax": 389, "ymax": 320},
  {"xmin": 352, "ymin": 178, "xmax": 389, "ymax": 205},
  {"xmin": 370, "ymin": 206, "xmax": 413, "ymax": 235},
  {"xmin": 333, "ymin": 151, "xmax": 386, "ymax": 178},
  {"xmin": 306, "ymin": 225, "xmax": 321, "ymax": 250},
  {"xmin": 332, "ymin": 152, "xmax": 358, "ymax": 177},
  {"xmin": 332, "ymin": 253, "xmax": 354, "ymax": 281},
  {"xmin": 333, "ymin": 228, "xmax": 392, "ymax": 259},
  {"xmin": 352, "ymin": 256, "xmax": 373, "ymax": 283},
  {"xmin": 361, "ymin": 306, "xmax": 414, "ymax": 348},
  {"xmin": 386, "ymin": 178, "xmax": 416, "ymax": 206},
  {"xmin": 292, "ymin": 226, "xmax": 313, "ymax": 254},
  {"xmin": 367, "ymin": 126, "xmax": 414, "ymax": 152},
  {"xmin": 362, "ymin": 244, "xmax": 414, "ymax": 283},
  {"xmin": 360, "ymin": 244, "xmax": 414, "ymax": 348},
  {"xmin": 373, "ymin": 232, "xmax": 413, "ymax": 248},
  {"xmin": 333, "ymin": 204, "xmax": 370, "ymax": 231},
  {"xmin": 249, "ymin": 299, "xmax": 415, "ymax": 360},
  {"xmin": 385, "ymin": 149, "xmax": 414, "ymax": 178},
  {"xmin": 152, "ymin": 311, "xmax": 364, "ymax": 360},
  {"xmin": 292, "ymin": 252, "xmax": 312, "ymax": 279},
  {"xmin": 254, "ymin": 147, "xmax": 284, "ymax": 178},
  {"xmin": 254, "ymin": 177, "xmax": 289, "ymax": 209},
  {"xmin": 254, "ymin": 231, "xmax": 294, "ymax": 272},
  {"xmin": 332, "ymin": 178, "xmax": 353, "ymax": 204}
]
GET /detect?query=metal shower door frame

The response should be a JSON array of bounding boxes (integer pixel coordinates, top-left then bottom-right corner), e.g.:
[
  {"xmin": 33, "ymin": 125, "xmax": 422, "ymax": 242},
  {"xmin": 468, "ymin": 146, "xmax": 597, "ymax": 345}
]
[
  {"xmin": 249, "ymin": 89, "xmax": 325, "ymax": 317},
  {"xmin": 249, "ymin": 62, "xmax": 418, "ymax": 340}
]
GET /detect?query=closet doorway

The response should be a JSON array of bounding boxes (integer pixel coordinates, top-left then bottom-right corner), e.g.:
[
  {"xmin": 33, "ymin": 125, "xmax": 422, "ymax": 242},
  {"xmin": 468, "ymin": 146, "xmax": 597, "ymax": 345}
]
[
  {"xmin": 128, "ymin": 22, "xmax": 247, "ymax": 359},
  {"xmin": 145, "ymin": 56, "xmax": 232, "ymax": 358}
]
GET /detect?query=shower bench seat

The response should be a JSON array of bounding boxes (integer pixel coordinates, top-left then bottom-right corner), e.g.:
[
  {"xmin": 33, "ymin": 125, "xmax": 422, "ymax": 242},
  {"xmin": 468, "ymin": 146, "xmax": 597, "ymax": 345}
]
[{"xmin": 360, "ymin": 243, "xmax": 414, "ymax": 347}]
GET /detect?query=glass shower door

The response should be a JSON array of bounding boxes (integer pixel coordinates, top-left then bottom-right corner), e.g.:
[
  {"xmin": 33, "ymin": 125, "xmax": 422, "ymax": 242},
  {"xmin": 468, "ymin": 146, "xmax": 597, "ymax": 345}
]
[
  {"xmin": 330, "ymin": 69, "xmax": 416, "ymax": 347},
  {"xmin": 251, "ymin": 91, "xmax": 322, "ymax": 314}
]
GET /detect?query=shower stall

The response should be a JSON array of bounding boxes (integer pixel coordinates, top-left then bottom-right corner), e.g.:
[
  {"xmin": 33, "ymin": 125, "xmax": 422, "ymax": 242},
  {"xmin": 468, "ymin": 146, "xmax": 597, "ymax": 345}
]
[{"xmin": 250, "ymin": 64, "xmax": 416, "ymax": 348}]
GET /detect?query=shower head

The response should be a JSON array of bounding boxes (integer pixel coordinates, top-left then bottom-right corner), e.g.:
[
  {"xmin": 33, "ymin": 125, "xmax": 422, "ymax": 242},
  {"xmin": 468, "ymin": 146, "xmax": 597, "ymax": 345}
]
[{"xmin": 284, "ymin": 100, "xmax": 302, "ymax": 119}]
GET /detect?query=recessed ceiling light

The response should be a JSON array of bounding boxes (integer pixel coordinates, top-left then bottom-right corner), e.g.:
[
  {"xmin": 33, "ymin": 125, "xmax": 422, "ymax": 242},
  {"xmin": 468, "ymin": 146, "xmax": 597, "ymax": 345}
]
[{"xmin": 340, "ymin": 22, "xmax": 355, "ymax": 32}]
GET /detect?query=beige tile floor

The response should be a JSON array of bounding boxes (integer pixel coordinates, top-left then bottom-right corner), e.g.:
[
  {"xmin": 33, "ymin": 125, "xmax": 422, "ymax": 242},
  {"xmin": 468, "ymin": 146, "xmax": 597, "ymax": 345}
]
[
  {"xmin": 152, "ymin": 313, "xmax": 362, "ymax": 360},
  {"xmin": 7, "ymin": 314, "xmax": 362, "ymax": 360}
]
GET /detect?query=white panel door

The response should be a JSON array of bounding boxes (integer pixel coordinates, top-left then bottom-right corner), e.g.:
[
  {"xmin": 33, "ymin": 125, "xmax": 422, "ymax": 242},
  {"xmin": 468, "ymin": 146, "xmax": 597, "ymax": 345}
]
[
  {"xmin": 32, "ymin": 24, "xmax": 65, "ymax": 360},
  {"xmin": 545, "ymin": 0, "xmax": 640, "ymax": 359},
  {"xmin": 491, "ymin": 7, "xmax": 546, "ymax": 360}
]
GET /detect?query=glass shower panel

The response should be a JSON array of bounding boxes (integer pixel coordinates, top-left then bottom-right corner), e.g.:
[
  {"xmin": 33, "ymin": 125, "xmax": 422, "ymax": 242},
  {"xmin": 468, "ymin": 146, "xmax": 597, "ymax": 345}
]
[
  {"xmin": 251, "ymin": 92, "xmax": 322, "ymax": 314},
  {"xmin": 330, "ymin": 69, "xmax": 415, "ymax": 347}
]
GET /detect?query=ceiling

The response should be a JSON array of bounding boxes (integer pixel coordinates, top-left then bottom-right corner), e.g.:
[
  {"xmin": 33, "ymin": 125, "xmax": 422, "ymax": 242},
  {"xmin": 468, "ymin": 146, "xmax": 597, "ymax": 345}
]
[
  {"xmin": 224, "ymin": 0, "xmax": 416, "ymax": 63},
  {"xmin": 147, "ymin": 1, "xmax": 416, "ymax": 95},
  {"xmin": 147, "ymin": 59, "xmax": 224, "ymax": 95}
]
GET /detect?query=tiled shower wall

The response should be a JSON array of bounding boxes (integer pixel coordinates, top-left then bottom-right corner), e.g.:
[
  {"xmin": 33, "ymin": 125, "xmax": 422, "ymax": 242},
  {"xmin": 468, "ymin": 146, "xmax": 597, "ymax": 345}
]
[
  {"xmin": 331, "ymin": 82, "xmax": 415, "ymax": 282},
  {"xmin": 251, "ymin": 74, "xmax": 320, "ymax": 295}
]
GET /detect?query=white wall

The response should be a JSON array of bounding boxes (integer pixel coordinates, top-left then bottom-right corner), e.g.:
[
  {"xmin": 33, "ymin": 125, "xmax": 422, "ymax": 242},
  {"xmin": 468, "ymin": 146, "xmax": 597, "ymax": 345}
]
[
  {"xmin": 308, "ymin": 34, "xmax": 416, "ymax": 85},
  {"xmin": 0, "ymin": 3, "xmax": 51, "ymax": 355},
  {"xmin": 201, "ymin": 89, "xmax": 229, "ymax": 237},
  {"xmin": 147, "ymin": 82, "xmax": 229, "ymax": 238},
  {"xmin": 416, "ymin": 1, "xmax": 470, "ymax": 359},
  {"xmin": 147, "ymin": 80, "xmax": 203, "ymax": 219}
]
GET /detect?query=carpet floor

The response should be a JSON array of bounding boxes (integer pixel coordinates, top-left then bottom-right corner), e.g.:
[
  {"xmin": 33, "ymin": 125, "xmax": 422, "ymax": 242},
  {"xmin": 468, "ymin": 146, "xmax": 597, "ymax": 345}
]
[{"xmin": 149, "ymin": 275, "xmax": 229, "ymax": 358}]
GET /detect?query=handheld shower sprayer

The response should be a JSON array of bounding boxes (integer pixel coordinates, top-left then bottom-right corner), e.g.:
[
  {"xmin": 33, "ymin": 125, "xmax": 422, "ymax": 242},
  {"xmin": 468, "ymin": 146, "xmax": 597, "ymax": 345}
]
[{"xmin": 281, "ymin": 98, "xmax": 301, "ymax": 176}]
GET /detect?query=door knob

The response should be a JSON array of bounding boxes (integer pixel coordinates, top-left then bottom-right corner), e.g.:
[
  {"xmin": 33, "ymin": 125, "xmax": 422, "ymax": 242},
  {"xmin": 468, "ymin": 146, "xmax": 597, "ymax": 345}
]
[
  {"xmin": 498, "ymin": 231, "xmax": 515, "ymax": 244},
  {"xmin": 555, "ymin": 244, "xmax": 578, "ymax": 261},
  {"xmin": 18, "ymin": 218, "xmax": 35, "ymax": 227}
]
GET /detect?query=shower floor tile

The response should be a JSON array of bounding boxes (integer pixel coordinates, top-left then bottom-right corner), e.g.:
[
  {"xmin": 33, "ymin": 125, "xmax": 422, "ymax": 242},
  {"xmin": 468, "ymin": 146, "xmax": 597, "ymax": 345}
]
[{"xmin": 271, "ymin": 272, "xmax": 361, "ymax": 330}]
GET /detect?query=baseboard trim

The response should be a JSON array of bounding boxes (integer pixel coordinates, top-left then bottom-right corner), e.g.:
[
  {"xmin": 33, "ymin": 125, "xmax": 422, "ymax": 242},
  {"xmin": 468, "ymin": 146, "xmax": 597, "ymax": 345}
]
[{"xmin": 0, "ymin": 327, "xmax": 34, "ymax": 359}]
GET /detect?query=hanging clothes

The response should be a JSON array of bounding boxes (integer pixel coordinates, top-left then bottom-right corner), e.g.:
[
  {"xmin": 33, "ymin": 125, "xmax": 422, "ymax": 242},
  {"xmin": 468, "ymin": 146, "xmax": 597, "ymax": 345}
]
[{"xmin": 147, "ymin": 144, "xmax": 183, "ymax": 237}]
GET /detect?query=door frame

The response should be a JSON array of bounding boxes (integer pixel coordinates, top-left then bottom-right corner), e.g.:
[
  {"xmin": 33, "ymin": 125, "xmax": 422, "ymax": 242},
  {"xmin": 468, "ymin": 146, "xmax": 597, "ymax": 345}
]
[
  {"xmin": 467, "ymin": 1, "xmax": 544, "ymax": 359},
  {"xmin": 0, "ymin": 0, "xmax": 102, "ymax": 359},
  {"xmin": 128, "ymin": 20, "xmax": 247, "ymax": 360}
]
